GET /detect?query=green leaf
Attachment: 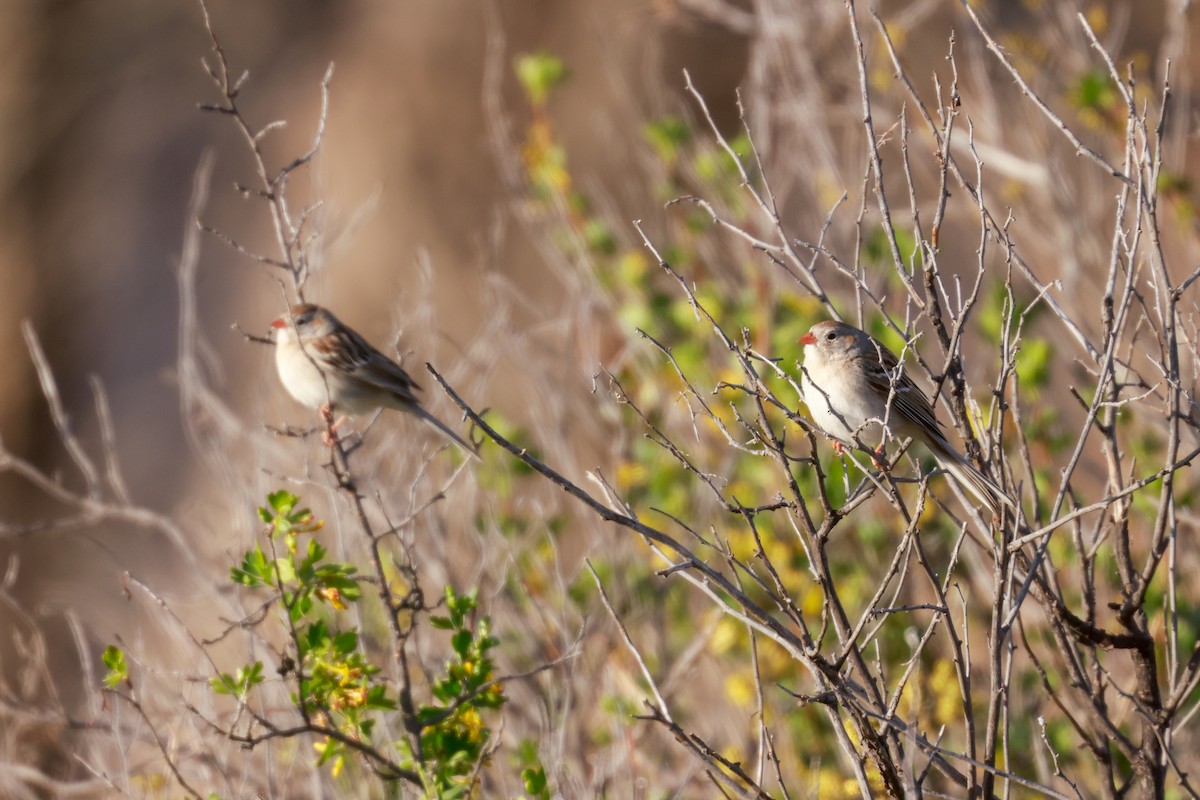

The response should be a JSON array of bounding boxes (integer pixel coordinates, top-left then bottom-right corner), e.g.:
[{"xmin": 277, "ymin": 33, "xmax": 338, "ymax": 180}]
[
  {"xmin": 303, "ymin": 620, "xmax": 331, "ymax": 653},
  {"xmin": 861, "ymin": 224, "xmax": 916, "ymax": 269},
  {"xmin": 241, "ymin": 662, "xmax": 264, "ymax": 689},
  {"xmin": 522, "ymin": 766, "xmax": 549, "ymax": 797},
  {"xmin": 583, "ymin": 218, "xmax": 616, "ymax": 255},
  {"xmin": 313, "ymin": 736, "xmax": 340, "ymax": 766},
  {"xmin": 366, "ymin": 685, "xmax": 397, "ymax": 710},
  {"xmin": 728, "ymin": 132, "xmax": 752, "ymax": 159},
  {"xmin": 102, "ymin": 645, "xmax": 127, "ymax": 689},
  {"xmin": 515, "ymin": 52, "xmax": 568, "ymax": 106},
  {"xmin": 451, "ymin": 630, "xmax": 473, "ymax": 659},
  {"xmin": 1158, "ymin": 170, "xmax": 1193, "ymax": 194},
  {"xmin": 230, "ymin": 547, "xmax": 270, "ymax": 587},
  {"xmin": 268, "ymin": 490, "xmax": 297, "ymax": 514},
  {"xmin": 643, "ymin": 116, "xmax": 691, "ymax": 165},
  {"xmin": 1015, "ymin": 338, "xmax": 1054, "ymax": 389},
  {"xmin": 210, "ymin": 662, "xmax": 264, "ymax": 697},
  {"xmin": 1070, "ymin": 69, "xmax": 1117, "ymax": 114},
  {"xmin": 290, "ymin": 593, "xmax": 313, "ymax": 620},
  {"xmin": 274, "ymin": 557, "xmax": 297, "ymax": 585},
  {"xmin": 211, "ymin": 672, "xmax": 236, "ymax": 695},
  {"xmin": 332, "ymin": 630, "xmax": 359, "ymax": 655}
]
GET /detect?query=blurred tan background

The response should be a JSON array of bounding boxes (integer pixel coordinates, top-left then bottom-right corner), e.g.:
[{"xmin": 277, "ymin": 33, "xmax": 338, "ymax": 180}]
[{"xmin": 0, "ymin": 2, "xmax": 735, "ymax": 493}]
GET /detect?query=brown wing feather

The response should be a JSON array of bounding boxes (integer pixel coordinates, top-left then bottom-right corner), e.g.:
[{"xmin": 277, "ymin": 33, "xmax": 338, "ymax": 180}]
[
  {"xmin": 313, "ymin": 325, "xmax": 423, "ymax": 406},
  {"xmin": 864, "ymin": 335, "xmax": 1013, "ymax": 513},
  {"xmin": 858, "ymin": 340, "xmax": 943, "ymax": 441}
]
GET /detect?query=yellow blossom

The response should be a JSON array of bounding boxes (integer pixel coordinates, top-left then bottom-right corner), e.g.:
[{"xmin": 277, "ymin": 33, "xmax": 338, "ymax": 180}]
[
  {"xmin": 317, "ymin": 587, "xmax": 347, "ymax": 610},
  {"xmin": 457, "ymin": 707, "xmax": 486, "ymax": 744}
]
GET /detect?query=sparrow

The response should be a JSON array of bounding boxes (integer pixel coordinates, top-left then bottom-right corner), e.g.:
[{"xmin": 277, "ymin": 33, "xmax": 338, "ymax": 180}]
[
  {"xmin": 271, "ymin": 303, "xmax": 478, "ymax": 458},
  {"xmin": 799, "ymin": 320, "xmax": 1011, "ymax": 516}
]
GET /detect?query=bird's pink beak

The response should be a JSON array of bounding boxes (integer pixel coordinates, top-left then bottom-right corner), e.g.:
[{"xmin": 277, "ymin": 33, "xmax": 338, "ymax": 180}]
[
  {"xmin": 271, "ymin": 317, "xmax": 288, "ymax": 329},
  {"xmin": 798, "ymin": 332, "xmax": 816, "ymax": 346}
]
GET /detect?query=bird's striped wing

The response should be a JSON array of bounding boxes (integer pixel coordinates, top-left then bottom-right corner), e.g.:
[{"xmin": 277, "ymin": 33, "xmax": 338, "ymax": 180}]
[
  {"xmin": 859, "ymin": 340, "xmax": 945, "ymax": 444},
  {"xmin": 311, "ymin": 325, "xmax": 423, "ymax": 406}
]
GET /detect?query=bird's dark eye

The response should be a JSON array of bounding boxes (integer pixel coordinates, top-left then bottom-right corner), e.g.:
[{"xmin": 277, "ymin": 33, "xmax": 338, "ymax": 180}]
[{"xmin": 826, "ymin": 331, "xmax": 837, "ymax": 341}]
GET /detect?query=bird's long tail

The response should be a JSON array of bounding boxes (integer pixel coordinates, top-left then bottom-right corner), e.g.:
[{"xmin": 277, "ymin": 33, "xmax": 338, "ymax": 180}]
[
  {"xmin": 931, "ymin": 445, "xmax": 1013, "ymax": 518},
  {"xmin": 412, "ymin": 406, "xmax": 481, "ymax": 460}
]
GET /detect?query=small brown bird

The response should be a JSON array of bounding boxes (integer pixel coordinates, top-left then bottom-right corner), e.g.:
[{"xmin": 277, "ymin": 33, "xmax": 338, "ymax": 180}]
[
  {"xmin": 271, "ymin": 303, "xmax": 477, "ymax": 458},
  {"xmin": 799, "ymin": 320, "xmax": 1011, "ymax": 515}
]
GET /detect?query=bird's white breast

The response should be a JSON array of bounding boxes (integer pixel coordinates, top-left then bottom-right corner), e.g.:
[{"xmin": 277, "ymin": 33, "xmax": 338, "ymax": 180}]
[
  {"xmin": 275, "ymin": 339, "xmax": 334, "ymax": 410},
  {"xmin": 802, "ymin": 350, "xmax": 890, "ymax": 445}
]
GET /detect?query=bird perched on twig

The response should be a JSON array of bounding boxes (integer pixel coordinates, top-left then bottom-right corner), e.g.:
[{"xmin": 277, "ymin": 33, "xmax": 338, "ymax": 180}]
[
  {"xmin": 799, "ymin": 320, "xmax": 1011, "ymax": 516},
  {"xmin": 271, "ymin": 303, "xmax": 478, "ymax": 459}
]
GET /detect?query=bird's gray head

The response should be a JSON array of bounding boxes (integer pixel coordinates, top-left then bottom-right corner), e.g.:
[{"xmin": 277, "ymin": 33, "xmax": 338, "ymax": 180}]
[
  {"xmin": 798, "ymin": 320, "xmax": 872, "ymax": 362},
  {"xmin": 271, "ymin": 303, "xmax": 337, "ymax": 343}
]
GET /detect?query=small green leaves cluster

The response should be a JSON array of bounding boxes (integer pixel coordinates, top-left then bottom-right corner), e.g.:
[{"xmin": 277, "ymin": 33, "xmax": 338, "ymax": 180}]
[
  {"xmin": 233, "ymin": 490, "xmax": 360, "ymax": 617},
  {"xmin": 303, "ymin": 618, "xmax": 394, "ymax": 722},
  {"xmin": 102, "ymin": 645, "xmax": 127, "ymax": 689},
  {"xmin": 211, "ymin": 661, "xmax": 263, "ymax": 698},
  {"xmin": 401, "ymin": 586, "xmax": 507, "ymax": 795},
  {"xmin": 1069, "ymin": 68, "xmax": 1121, "ymax": 131},
  {"xmin": 222, "ymin": 492, "xmax": 387, "ymax": 776},
  {"xmin": 192, "ymin": 491, "xmax": 517, "ymax": 793},
  {"xmin": 515, "ymin": 52, "xmax": 568, "ymax": 108}
]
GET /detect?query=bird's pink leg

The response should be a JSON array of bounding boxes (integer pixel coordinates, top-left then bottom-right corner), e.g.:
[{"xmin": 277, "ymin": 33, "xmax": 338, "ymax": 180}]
[
  {"xmin": 871, "ymin": 444, "xmax": 887, "ymax": 471},
  {"xmin": 832, "ymin": 441, "xmax": 845, "ymax": 456},
  {"xmin": 320, "ymin": 405, "xmax": 346, "ymax": 446}
]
